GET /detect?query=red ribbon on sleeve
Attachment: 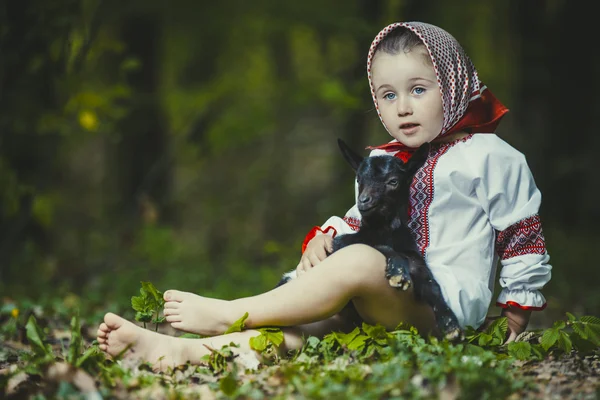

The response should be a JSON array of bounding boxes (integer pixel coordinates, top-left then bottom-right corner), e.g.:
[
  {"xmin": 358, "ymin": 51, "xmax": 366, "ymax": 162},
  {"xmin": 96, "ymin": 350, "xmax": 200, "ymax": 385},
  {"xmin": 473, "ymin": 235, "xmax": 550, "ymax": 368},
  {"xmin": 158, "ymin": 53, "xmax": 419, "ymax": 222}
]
[{"xmin": 301, "ymin": 226, "xmax": 337, "ymax": 253}]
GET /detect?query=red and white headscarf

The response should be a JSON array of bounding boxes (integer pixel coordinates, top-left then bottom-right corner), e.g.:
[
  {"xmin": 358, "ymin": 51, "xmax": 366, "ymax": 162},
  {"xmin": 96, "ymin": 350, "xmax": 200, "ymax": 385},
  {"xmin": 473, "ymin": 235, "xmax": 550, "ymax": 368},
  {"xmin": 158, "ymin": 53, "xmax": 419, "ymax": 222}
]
[{"xmin": 366, "ymin": 22, "xmax": 508, "ymax": 151}]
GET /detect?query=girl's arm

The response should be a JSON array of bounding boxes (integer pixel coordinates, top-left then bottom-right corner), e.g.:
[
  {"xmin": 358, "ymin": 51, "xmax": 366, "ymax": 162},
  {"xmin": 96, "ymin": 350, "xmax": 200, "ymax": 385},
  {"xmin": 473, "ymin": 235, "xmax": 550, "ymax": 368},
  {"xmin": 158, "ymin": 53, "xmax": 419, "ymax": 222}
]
[{"xmin": 472, "ymin": 136, "xmax": 552, "ymax": 339}]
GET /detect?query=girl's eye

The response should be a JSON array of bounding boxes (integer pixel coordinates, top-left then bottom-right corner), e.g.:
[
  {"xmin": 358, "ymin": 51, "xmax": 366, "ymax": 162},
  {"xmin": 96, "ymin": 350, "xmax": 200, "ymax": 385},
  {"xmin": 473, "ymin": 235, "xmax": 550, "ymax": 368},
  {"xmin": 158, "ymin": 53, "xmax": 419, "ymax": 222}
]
[
  {"xmin": 383, "ymin": 93, "xmax": 396, "ymax": 100},
  {"xmin": 413, "ymin": 87, "xmax": 426, "ymax": 95}
]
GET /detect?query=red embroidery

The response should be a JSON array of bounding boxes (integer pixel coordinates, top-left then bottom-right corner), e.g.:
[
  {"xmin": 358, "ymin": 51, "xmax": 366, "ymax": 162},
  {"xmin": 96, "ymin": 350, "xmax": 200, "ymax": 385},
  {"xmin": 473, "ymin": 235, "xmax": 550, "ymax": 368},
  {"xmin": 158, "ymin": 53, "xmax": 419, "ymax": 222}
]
[
  {"xmin": 408, "ymin": 135, "xmax": 474, "ymax": 255},
  {"xmin": 343, "ymin": 216, "xmax": 361, "ymax": 232},
  {"xmin": 496, "ymin": 301, "xmax": 547, "ymax": 311},
  {"xmin": 495, "ymin": 215, "xmax": 546, "ymax": 260}
]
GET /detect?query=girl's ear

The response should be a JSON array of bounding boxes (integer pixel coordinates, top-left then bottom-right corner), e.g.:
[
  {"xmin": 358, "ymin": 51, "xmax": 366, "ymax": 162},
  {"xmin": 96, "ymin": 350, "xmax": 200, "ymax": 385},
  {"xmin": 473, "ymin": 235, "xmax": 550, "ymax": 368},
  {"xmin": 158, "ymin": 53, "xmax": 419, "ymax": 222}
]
[
  {"xmin": 405, "ymin": 142, "xmax": 430, "ymax": 176},
  {"xmin": 337, "ymin": 138, "xmax": 364, "ymax": 172}
]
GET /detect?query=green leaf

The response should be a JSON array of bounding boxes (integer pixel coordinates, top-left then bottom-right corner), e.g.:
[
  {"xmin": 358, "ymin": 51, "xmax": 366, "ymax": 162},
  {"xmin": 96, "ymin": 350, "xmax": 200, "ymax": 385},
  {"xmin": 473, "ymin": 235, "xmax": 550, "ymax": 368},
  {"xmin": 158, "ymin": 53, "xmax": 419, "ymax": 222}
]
[
  {"xmin": 583, "ymin": 323, "xmax": 600, "ymax": 346},
  {"xmin": 131, "ymin": 295, "xmax": 147, "ymax": 312},
  {"xmin": 219, "ymin": 372, "xmax": 238, "ymax": 396},
  {"xmin": 530, "ymin": 343, "xmax": 546, "ymax": 359},
  {"xmin": 249, "ymin": 334, "xmax": 268, "ymax": 352},
  {"xmin": 580, "ymin": 315, "xmax": 600, "ymax": 325},
  {"xmin": 331, "ymin": 327, "xmax": 361, "ymax": 347},
  {"xmin": 141, "ymin": 281, "xmax": 164, "ymax": 306},
  {"xmin": 552, "ymin": 320, "xmax": 566, "ymax": 330},
  {"xmin": 75, "ymin": 346, "xmax": 103, "ymax": 368},
  {"xmin": 485, "ymin": 317, "xmax": 508, "ymax": 343},
  {"xmin": 557, "ymin": 331, "xmax": 572, "ymax": 353},
  {"xmin": 478, "ymin": 333, "xmax": 493, "ymax": 346},
  {"xmin": 347, "ymin": 334, "xmax": 368, "ymax": 351},
  {"xmin": 25, "ymin": 315, "xmax": 51, "ymax": 357},
  {"xmin": 571, "ymin": 322, "xmax": 587, "ymax": 339},
  {"xmin": 507, "ymin": 342, "xmax": 532, "ymax": 360},
  {"xmin": 179, "ymin": 333, "xmax": 202, "ymax": 339},
  {"xmin": 566, "ymin": 312, "xmax": 577, "ymax": 322},
  {"xmin": 363, "ymin": 323, "xmax": 393, "ymax": 343},
  {"xmin": 67, "ymin": 314, "xmax": 82, "ymax": 365},
  {"xmin": 541, "ymin": 328, "xmax": 560, "ymax": 351},
  {"xmin": 249, "ymin": 327, "xmax": 284, "ymax": 352},
  {"xmin": 572, "ymin": 317, "xmax": 600, "ymax": 346},
  {"xmin": 135, "ymin": 311, "xmax": 153, "ymax": 323},
  {"xmin": 570, "ymin": 332, "xmax": 599, "ymax": 354},
  {"xmin": 225, "ymin": 312, "xmax": 249, "ymax": 334}
]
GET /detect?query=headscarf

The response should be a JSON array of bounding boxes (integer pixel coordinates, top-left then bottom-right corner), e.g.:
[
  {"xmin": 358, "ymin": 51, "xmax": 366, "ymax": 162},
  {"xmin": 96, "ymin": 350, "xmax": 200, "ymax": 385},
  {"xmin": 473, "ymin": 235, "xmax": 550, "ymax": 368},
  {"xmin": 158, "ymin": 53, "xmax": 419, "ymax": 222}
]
[{"xmin": 366, "ymin": 22, "xmax": 508, "ymax": 153}]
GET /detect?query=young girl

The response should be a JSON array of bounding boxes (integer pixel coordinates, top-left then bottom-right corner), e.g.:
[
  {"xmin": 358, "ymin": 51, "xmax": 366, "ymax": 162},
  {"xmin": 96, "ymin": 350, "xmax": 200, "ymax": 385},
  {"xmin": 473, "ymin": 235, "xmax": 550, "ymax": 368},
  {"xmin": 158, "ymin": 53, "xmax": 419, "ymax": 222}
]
[{"xmin": 96, "ymin": 21, "xmax": 552, "ymax": 371}]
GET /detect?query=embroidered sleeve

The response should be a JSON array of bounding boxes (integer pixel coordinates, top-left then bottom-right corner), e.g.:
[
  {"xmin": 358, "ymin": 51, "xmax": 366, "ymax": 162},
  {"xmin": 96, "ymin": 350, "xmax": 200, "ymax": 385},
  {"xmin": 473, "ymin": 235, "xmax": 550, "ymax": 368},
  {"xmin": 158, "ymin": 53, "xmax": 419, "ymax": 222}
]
[
  {"xmin": 494, "ymin": 215, "xmax": 551, "ymax": 310},
  {"xmin": 475, "ymin": 140, "xmax": 552, "ymax": 311},
  {"xmin": 301, "ymin": 205, "xmax": 361, "ymax": 253}
]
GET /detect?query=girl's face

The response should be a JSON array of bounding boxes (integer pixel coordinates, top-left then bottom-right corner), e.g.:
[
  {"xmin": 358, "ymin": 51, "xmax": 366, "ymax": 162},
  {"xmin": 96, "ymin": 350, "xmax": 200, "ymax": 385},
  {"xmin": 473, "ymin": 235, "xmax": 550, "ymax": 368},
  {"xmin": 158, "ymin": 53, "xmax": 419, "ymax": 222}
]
[{"xmin": 371, "ymin": 47, "xmax": 444, "ymax": 147}]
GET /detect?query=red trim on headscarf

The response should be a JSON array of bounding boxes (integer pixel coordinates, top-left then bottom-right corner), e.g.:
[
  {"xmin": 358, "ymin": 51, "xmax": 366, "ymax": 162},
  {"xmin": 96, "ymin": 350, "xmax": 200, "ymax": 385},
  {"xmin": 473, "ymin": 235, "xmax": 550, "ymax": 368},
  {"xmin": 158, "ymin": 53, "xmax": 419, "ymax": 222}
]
[
  {"xmin": 366, "ymin": 86, "xmax": 509, "ymax": 160},
  {"xmin": 301, "ymin": 226, "xmax": 337, "ymax": 253},
  {"xmin": 444, "ymin": 87, "xmax": 509, "ymax": 136},
  {"xmin": 496, "ymin": 301, "xmax": 547, "ymax": 311}
]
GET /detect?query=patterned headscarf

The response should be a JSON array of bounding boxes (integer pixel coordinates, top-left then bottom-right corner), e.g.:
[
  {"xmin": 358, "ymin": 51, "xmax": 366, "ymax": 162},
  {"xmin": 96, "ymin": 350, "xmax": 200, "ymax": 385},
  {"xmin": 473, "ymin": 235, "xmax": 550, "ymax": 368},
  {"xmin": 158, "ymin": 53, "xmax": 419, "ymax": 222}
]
[{"xmin": 366, "ymin": 22, "xmax": 508, "ymax": 147}]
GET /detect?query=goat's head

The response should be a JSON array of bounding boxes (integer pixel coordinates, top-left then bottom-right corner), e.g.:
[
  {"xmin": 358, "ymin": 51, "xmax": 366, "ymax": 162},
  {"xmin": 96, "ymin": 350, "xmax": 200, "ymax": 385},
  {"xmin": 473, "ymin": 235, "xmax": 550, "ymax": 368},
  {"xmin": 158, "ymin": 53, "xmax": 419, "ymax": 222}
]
[{"xmin": 337, "ymin": 139, "xmax": 430, "ymax": 222}]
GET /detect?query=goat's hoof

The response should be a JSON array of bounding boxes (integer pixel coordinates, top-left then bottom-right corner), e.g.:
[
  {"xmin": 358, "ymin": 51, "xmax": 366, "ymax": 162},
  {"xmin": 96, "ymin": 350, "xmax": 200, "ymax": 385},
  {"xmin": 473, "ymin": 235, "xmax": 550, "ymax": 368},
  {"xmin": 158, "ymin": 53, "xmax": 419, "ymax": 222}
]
[
  {"xmin": 443, "ymin": 325, "xmax": 464, "ymax": 342},
  {"xmin": 387, "ymin": 274, "xmax": 412, "ymax": 290},
  {"xmin": 444, "ymin": 328, "xmax": 464, "ymax": 342}
]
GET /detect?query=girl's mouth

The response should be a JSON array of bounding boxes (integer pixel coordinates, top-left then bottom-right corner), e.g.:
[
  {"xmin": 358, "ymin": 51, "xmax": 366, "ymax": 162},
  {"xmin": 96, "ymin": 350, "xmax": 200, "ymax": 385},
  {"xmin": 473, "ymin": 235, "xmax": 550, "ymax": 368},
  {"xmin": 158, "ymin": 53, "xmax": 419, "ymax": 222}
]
[{"xmin": 399, "ymin": 123, "xmax": 420, "ymax": 135}]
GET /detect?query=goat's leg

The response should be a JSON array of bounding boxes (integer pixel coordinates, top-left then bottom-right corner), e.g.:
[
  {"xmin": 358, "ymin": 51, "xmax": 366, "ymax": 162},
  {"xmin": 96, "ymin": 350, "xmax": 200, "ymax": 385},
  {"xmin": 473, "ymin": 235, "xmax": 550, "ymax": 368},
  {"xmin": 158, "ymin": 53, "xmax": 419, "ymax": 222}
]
[
  {"xmin": 406, "ymin": 254, "xmax": 463, "ymax": 341},
  {"xmin": 373, "ymin": 245, "xmax": 413, "ymax": 290}
]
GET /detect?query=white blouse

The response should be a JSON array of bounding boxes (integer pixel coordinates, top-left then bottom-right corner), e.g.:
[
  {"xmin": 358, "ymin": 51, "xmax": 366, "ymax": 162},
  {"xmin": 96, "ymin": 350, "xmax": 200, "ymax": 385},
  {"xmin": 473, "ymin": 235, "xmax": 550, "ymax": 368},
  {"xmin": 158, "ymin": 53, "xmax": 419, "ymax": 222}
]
[{"xmin": 312, "ymin": 134, "xmax": 552, "ymax": 329}]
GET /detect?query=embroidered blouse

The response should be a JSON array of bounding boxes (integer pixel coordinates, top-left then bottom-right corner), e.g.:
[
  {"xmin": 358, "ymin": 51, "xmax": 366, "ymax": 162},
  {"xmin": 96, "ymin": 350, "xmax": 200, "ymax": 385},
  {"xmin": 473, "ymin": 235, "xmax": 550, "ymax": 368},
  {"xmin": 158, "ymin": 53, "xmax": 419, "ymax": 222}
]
[{"xmin": 304, "ymin": 133, "xmax": 552, "ymax": 329}]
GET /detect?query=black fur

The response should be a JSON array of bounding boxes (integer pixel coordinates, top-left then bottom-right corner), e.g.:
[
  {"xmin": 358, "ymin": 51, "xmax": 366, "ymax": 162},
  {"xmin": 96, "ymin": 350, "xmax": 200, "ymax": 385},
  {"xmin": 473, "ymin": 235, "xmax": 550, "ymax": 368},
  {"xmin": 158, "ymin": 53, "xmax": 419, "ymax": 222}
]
[{"xmin": 279, "ymin": 139, "xmax": 463, "ymax": 341}]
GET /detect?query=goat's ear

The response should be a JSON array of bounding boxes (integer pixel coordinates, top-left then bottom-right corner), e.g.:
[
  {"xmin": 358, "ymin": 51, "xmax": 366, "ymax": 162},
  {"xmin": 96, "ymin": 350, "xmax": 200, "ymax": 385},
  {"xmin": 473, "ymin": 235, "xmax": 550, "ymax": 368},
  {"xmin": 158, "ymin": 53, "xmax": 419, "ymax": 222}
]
[
  {"xmin": 405, "ymin": 142, "xmax": 431, "ymax": 176},
  {"xmin": 337, "ymin": 138, "xmax": 364, "ymax": 172}
]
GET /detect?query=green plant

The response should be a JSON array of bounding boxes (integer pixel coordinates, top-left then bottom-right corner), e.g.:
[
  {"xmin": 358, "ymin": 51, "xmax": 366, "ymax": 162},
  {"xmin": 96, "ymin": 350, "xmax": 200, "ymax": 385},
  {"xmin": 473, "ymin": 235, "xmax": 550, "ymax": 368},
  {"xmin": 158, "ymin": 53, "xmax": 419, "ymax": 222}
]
[{"xmin": 130, "ymin": 281, "xmax": 166, "ymax": 331}]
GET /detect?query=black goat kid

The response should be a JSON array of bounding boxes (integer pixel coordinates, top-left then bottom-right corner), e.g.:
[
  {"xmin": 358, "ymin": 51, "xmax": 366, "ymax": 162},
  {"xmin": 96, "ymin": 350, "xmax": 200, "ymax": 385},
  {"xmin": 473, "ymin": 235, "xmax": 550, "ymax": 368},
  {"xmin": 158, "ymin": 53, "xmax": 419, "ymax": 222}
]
[{"xmin": 278, "ymin": 139, "xmax": 463, "ymax": 341}]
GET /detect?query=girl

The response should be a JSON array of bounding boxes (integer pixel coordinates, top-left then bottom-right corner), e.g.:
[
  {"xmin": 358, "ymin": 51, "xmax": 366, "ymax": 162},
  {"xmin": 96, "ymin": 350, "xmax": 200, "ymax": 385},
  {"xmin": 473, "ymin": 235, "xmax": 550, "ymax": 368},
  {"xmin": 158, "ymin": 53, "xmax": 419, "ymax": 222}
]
[{"xmin": 96, "ymin": 21, "xmax": 552, "ymax": 371}]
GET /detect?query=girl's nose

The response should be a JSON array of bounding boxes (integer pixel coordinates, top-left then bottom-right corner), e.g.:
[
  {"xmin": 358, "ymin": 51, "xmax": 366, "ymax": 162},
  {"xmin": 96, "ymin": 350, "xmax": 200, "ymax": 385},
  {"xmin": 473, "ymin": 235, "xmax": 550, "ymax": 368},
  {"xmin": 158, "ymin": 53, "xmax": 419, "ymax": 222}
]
[{"xmin": 396, "ymin": 95, "xmax": 412, "ymax": 116}]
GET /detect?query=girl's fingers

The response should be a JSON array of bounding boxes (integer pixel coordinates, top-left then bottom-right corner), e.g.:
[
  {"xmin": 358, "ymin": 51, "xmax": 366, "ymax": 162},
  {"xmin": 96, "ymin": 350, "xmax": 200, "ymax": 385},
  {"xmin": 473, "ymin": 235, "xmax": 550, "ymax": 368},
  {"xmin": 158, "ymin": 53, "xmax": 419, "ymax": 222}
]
[
  {"xmin": 324, "ymin": 236, "xmax": 334, "ymax": 252},
  {"xmin": 315, "ymin": 246, "xmax": 327, "ymax": 261},
  {"xmin": 504, "ymin": 331, "xmax": 518, "ymax": 344},
  {"xmin": 308, "ymin": 253, "xmax": 321, "ymax": 267}
]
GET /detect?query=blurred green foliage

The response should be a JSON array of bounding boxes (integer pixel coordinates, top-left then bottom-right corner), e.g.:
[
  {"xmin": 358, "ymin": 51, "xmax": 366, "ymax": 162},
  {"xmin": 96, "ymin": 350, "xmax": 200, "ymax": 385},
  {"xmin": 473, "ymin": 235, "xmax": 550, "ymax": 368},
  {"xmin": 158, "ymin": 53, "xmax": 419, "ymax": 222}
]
[{"xmin": 0, "ymin": 0, "xmax": 598, "ymax": 324}]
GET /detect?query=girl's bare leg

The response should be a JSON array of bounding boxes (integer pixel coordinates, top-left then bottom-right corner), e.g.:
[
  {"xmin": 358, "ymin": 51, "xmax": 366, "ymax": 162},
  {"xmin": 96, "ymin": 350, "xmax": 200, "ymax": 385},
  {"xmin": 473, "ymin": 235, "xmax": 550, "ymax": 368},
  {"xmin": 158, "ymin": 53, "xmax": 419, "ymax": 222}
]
[
  {"xmin": 96, "ymin": 244, "xmax": 436, "ymax": 371},
  {"xmin": 163, "ymin": 244, "xmax": 435, "ymax": 335},
  {"xmin": 96, "ymin": 312, "xmax": 355, "ymax": 372}
]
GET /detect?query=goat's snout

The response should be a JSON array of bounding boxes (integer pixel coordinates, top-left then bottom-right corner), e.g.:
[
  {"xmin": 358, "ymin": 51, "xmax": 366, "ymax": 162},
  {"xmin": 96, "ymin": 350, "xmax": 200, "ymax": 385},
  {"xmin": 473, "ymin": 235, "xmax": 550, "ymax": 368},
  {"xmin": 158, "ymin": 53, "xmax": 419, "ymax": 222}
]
[{"xmin": 358, "ymin": 193, "xmax": 375, "ymax": 212}]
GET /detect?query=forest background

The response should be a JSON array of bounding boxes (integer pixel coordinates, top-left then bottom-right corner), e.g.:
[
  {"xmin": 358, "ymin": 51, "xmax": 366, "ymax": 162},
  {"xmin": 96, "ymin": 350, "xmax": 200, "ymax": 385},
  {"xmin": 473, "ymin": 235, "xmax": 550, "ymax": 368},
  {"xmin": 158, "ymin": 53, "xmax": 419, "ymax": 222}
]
[{"xmin": 1, "ymin": 0, "xmax": 598, "ymax": 328}]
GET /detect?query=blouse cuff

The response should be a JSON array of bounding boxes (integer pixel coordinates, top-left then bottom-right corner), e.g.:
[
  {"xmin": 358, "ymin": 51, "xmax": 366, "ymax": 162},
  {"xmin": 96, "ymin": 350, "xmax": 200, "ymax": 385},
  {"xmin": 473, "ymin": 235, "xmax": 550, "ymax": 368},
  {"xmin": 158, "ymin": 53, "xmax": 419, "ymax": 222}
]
[
  {"xmin": 496, "ymin": 289, "xmax": 547, "ymax": 311},
  {"xmin": 301, "ymin": 226, "xmax": 337, "ymax": 254}
]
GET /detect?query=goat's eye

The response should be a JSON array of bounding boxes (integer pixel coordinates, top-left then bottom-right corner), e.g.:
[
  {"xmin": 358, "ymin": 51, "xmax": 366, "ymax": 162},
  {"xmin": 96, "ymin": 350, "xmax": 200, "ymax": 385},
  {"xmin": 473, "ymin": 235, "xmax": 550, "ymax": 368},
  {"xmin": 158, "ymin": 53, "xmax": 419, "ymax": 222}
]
[{"xmin": 387, "ymin": 179, "xmax": 399, "ymax": 186}]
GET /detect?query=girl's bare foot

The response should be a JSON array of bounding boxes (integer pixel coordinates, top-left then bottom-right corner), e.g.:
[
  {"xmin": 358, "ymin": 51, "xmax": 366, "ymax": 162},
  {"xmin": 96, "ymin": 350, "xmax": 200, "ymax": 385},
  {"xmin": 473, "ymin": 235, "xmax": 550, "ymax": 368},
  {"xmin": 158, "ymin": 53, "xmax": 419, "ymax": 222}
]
[
  {"xmin": 96, "ymin": 312, "xmax": 207, "ymax": 372},
  {"xmin": 163, "ymin": 290, "xmax": 237, "ymax": 335}
]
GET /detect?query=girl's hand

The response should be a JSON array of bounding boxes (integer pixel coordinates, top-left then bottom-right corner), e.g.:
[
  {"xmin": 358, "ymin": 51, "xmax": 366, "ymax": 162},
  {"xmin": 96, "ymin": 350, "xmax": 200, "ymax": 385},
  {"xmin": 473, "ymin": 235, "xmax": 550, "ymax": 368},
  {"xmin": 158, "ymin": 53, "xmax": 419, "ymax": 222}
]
[
  {"xmin": 502, "ymin": 307, "xmax": 531, "ymax": 344},
  {"xmin": 479, "ymin": 307, "xmax": 531, "ymax": 344},
  {"xmin": 296, "ymin": 234, "xmax": 333, "ymax": 276}
]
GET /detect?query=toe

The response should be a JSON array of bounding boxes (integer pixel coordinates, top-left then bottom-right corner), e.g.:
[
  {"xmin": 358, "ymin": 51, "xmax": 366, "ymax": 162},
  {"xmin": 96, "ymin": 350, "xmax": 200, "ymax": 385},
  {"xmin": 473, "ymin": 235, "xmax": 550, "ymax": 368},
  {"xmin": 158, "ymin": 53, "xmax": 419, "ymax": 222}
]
[
  {"xmin": 163, "ymin": 308, "xmax": 178, "ymax": 316},
  {"xmin": 164, "ymin": 301, "xmax": 180, "ymax": 309},
  {"xmin": 170, "ymin": 322, "xmax": 184, "ymax": 330},
  {"xmin": 99, "ymin": 344, "xmax": 107, "ymax": 351},
  {"xmin": 104, "ymin": 312, "xmax": 126, "ymax": 329},
  {"xmin": 163, "ymin": 290, "xmax": 187, "ymax": 302},
  {"xmin": 97, "ymin": 328, "xmax": 108, "ymax": 338},
  {"xmin": 166, "ymin": 315, "xmax": 182, "ymax": 322},
  {"xmin": 99, "ymin": 323, "xmax": 109, "ymax": 333}
]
